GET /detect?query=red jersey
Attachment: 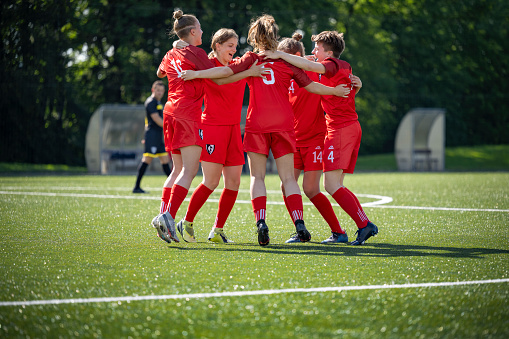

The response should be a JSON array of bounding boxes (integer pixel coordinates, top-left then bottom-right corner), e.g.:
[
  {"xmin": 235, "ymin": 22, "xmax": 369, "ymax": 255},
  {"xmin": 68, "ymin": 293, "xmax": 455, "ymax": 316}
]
[
  {"xmin": 288, "ymin": 71, "xmax": 326, "ymax": 147},
  {"xmin": 158, "ymin": 45, "xmax": 215, "ymax": 122},
  {"xmin": 229, "ymin": 51, "xmax": 312, "ymax": 133},
  {"xmin": 202, "ymin": 57, "xmax": 246, "ymax": 125},
  {"xmin": 319, "ymin": 57, "xmax": 358, "ymax": 129}
]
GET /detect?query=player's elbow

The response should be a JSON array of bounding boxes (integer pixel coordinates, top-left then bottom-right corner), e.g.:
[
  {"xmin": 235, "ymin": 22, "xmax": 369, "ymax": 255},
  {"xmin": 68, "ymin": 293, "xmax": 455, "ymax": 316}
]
[
  {"xmin": 219, "ymin": 67, "xmax": 234, "ymax": 78},
  {"xmin": 157, "ymin": 69, "xmax": 166, "ymax": 78},
  {"xmin": 304, "ymin": 83, "xmax": 320, "ymax": 94}
]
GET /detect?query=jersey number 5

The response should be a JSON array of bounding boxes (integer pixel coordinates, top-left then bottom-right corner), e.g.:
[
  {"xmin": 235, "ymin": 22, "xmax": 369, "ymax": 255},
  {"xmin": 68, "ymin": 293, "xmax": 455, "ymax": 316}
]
[{"xmin": 262, "ymin": 65, "xmax": 275, "ymax": 85}]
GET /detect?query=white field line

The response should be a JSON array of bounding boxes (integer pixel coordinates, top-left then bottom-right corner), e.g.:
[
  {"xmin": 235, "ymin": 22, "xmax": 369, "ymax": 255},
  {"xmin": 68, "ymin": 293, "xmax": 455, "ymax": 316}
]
[
  {"xmin": 1, "ymin": 190, "xmax": 508, "ymax": 213},
  {"xmin": 1, "ymin": 278, "xmax": 507, "ymax": 307}
]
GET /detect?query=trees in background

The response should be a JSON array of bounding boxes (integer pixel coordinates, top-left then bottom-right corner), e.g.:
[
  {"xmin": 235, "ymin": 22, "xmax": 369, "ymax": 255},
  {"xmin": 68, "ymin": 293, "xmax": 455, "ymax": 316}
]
[{"xmin": 1, "ymin": 0, "xmax": 507, "ymax": 165}]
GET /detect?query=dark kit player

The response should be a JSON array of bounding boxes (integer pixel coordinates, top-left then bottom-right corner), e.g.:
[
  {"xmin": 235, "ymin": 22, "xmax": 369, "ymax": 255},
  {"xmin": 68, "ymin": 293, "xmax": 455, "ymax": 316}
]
[{"xmin": 133, "ymin": 80, "xmax": 171, "ymax": 194}]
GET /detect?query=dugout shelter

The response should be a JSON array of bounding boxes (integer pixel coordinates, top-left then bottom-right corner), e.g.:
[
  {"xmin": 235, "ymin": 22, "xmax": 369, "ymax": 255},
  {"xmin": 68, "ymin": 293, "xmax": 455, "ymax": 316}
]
[
  {"xmin": 395, "ymin": 108, "xmax": 446, "ymax": 171},
  {"xmin": 85, "ymin": 104, "xmax": 148, "ymax": 174},
  {"xmin": 85, "ymin": 104, "xmax": 276, "ymax": 174}
]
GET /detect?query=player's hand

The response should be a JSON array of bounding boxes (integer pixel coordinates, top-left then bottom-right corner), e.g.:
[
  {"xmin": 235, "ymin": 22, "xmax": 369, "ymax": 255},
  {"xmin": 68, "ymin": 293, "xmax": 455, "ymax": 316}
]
[
  {"xmin": 304, "ymin": 55, "xmax": 316, "ymax": 61},
  {"xmin": 173, "ymin": 39, "xmax": 189, "ymax": 50},
  {"xmin": 335, "ymin": 84, "xmax": 351, "ymax": 98},
  {"xmin": 259, "ymin": 50, "xmax": 281, "ymax": 60},
  {"xmin": 180, "ymin": 70, "xmax": 197, "ymax": 81},
  {"xmin": 248, "ymin": 60, "xmax": 271, "ymax": 79},
  {"xmin": 351, "ymin": 74, "xmax": 362, "ymax": 89}
]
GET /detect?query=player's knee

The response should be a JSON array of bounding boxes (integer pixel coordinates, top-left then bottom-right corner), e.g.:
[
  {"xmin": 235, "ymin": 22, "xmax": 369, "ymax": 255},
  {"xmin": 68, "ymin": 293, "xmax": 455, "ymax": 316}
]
[
  {"xmin": 280, "ymin": 177, "xmax": 295, "ymax": 189},
  {"xmin": 303, "ymin": 185, "xmax": 320, "ymax": 199},
  {"xmin": 250, "ymin": 170, "xmax": 265, "ymax": 182},
  {"xmin": 323, "ymin": 179, "xmax": 335, "ymax": 195},
  {"xmin": 182, "ymin": 166, "xmax": 199, "ymax": 180},
  {"xmin": 225, "ymin": 177, "xmax": 241, "ymax": 190},
  {"xmin": 203, "ymin": 177, "xmax": 220, "ymax": 190}
]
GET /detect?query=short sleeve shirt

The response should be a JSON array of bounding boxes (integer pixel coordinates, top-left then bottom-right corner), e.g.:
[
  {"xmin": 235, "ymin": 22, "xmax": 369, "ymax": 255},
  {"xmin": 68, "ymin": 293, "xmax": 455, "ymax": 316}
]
[
  {"xmin": 229, "ymin": 51, "xmax": 312, "ymax": 133},
  {"xmin": 202, "ymin": 57, "xmax": 247, "ymax": 125},
  {"xmin": 144, "ymin": 95, "xmax": 163, "ymax": 132},
  {"xmin": 319, "ymin": 57, "xmax": 358, "ymax": 129},
  {"xmin": 288, "ymin": 71, "xmax": 326, "ymax": 146},
  {"xmin": 158, "ymin": 45, "xmax": 215, "ymax": 122}
]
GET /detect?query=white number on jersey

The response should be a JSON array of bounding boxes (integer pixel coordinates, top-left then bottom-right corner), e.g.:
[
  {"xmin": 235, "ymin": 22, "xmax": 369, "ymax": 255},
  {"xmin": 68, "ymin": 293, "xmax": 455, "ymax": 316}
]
[
  {"xmin": 328, "ymin": 151, "xmax": 334, "ymax": 163},
  {"xmin": 312, "ymin": 151, "xmax": 323, "ymax": 163},
  {"xmin": 288, "ymin": 80, "xmax": 295, "ymax": 94},
  {"xmin": 262, "ymin": 62, "xmax": 275, "ymax": 85},
  {"xmin": 170, "ymin": 58, "xmax": 183, "ymax": 77}
]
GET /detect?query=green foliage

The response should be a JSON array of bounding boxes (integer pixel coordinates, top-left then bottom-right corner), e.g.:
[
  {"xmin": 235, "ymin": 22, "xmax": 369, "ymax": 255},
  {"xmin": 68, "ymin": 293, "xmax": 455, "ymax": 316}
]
[
  {"xmin": 1, "ymin": 0, "xmax": 507, "ymax": 164},
  {"xmin": 379, "ymin": 0, "xmax": 509, "ymax": 147}
]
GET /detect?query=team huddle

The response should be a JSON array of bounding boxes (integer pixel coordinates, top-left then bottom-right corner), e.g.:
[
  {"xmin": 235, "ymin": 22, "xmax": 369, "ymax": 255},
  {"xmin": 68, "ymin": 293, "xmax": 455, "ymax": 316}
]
[{"xmin": 149, "ymin": 10, "xmax": 379, "ymax": 247}]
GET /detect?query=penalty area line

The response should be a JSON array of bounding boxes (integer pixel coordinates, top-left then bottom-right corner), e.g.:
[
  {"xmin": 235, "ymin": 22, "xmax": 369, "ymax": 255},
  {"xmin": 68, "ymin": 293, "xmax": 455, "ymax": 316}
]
[{"xmin": 1, "ymin": 278, "xmax": 508, "ymax": 307}]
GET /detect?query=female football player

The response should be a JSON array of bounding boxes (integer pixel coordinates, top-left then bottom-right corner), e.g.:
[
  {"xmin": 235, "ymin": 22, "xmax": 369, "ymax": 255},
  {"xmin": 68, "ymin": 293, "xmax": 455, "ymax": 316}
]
[
  {"xmin": 174, "ymin": 28, "xmax": 269, "ymax": 244},
  {"xmin": 154, "ymin": 11, "xmax": 264, "ymax": 244},
  {"xmin": 180, "ymin": 15, "xmax": 351, "ymax": 246},
  {"xmin": 262, "ymin": 30, "xmax": 379, "ymax": 246}
]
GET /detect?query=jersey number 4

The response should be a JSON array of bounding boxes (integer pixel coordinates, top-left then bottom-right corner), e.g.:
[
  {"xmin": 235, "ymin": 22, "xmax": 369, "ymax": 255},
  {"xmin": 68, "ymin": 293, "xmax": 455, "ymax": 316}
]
[{"xmin": 327, "ymin": 151, "xmax": 334, "ymax": 163}]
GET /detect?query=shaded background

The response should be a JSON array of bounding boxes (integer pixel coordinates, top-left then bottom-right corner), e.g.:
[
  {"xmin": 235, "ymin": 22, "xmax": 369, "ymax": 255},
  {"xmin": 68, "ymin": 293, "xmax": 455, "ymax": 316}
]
[{"xmin": 1, "ymin": 0, "xmax": 507, "ymax": 166}]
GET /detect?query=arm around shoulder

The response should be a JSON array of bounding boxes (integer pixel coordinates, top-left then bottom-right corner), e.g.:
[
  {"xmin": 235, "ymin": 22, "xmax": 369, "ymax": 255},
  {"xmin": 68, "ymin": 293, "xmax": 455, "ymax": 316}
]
[
  {"xmin": 304, "ymin": 82, "xmax": 350, "ymax": 97},
  {"xmin": 181, "ymin": 66, "xmax": 233, "ymax": 81},
  {"xmin": 262, "ymin": 50, "xmax": 325, "ymax": 73}
]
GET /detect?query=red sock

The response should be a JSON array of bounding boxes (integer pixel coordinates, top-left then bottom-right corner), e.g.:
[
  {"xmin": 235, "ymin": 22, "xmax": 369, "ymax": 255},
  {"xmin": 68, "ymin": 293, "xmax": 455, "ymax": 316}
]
[
  {"xmin": 331, "ymin": 187, "xmax": 369, "ymax": 228},
  {"xmin": 310, "ymin": 193, "xmax": 344, "ymax": 233},
  {"xmin": 213, "ymin": 188, "xmax": 238, "ymax": 228},
  {"xmin": 184, "ymin": 184, "xmax": 214, "ymax": 222},
  {"xmin": 286, "ymin": 194, "xmax": 304, "ymax": 223},
  {"xmin": 251, "ymin": 196, "xmax": 267, "ymax": 222},
  {"xmin": 345, "ymin": 187, "xmax": 366, "ymax": 212},
  {"xmin": 160, "ymin": 186, "xmax": 172, "ymax": 214},
  {"xmin": 282, "ymin": 194, "xmax": 293, "ymax": 220},
  {"xmin": 168, "ymin": 184, "xmax": 189, "ymax": 219}
]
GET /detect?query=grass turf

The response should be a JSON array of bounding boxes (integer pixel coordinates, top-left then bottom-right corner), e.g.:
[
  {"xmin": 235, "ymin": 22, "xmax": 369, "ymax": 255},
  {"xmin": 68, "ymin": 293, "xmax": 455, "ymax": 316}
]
[
  {"xmin": 1, "ymin": 144, "xmax": 508, "ymax": 174},
  {"xmin": 0, "ymin": 173, "xmax": 508, "ymax": 338}
]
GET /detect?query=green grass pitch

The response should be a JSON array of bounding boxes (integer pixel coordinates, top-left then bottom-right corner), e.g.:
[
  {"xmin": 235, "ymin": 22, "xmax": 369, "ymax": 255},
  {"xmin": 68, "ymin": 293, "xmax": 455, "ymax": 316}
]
[{"xmin": 0, "ymin": 172, "xmax": 508, "ymax": 338}]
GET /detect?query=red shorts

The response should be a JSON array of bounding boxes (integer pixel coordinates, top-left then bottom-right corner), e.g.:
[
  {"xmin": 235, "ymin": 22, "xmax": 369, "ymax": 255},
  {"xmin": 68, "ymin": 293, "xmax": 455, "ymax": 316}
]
[
  {"xmin": 323, "ymin": 121, "xmax": 361, "ymax": 173},
  {"xmin": 200, "ymin": 124, "xmax": 245, "ymax": 166},
  {"xmin": 243, "ymin": 130, "xmax": 296, "ymax": 159},
  {"xmin": 294, "ymin": 142, "xmax": 325, "ymax": 172},
  {"xmin": 163, "ymin": 115, "xmax": 203, "ymax": 154}
]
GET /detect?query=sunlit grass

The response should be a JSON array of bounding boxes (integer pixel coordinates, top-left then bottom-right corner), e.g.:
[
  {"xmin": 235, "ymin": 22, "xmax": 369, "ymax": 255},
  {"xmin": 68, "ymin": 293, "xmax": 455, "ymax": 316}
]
[
  {"xmin": 0, "ymin": 173, "xmax": 508, "ymax": 337},
  {"xmin": 2, "ymin": 145, "xmax": 507, "ymax": 174}
]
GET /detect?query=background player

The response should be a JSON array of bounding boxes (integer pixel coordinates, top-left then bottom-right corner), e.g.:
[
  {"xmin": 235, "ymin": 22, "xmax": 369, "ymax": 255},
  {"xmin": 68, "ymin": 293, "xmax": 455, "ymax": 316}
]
[
  {"xmin": 262, "ymin": 30, "xmax": 379, "ymax": 246},
  {"xmin": 132, "ymin": 80, "xmax": 171, "ymax": 194}
]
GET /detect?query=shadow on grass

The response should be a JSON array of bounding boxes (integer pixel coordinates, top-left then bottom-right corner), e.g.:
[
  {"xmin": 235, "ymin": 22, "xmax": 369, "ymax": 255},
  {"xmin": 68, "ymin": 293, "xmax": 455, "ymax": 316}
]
[{"xmin": 167, "ymin": 242, "xmax": 509, "ymax": 259}]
